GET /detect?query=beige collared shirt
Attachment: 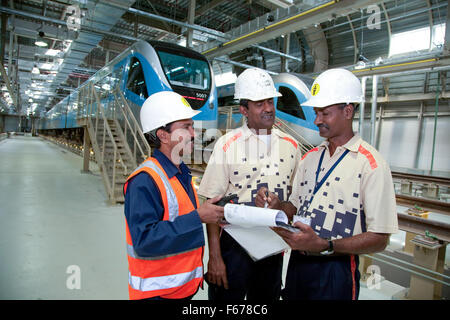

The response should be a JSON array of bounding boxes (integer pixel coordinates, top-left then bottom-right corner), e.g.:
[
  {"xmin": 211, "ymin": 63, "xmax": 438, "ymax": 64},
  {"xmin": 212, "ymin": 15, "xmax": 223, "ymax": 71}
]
[
  {"xmin": 198, "ymin": 123, "xmax": 302, "ymax": 205},
  {"xmin": 289, "ymin": 134, "xmax": 398, "ymax": 239}
]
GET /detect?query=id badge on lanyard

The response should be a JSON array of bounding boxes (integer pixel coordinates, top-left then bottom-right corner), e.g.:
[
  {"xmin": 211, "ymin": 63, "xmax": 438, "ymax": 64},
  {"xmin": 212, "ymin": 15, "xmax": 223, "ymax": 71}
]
[{"xmin": 296, "ymin": 148, "xmax": 350, "ymax": 223}]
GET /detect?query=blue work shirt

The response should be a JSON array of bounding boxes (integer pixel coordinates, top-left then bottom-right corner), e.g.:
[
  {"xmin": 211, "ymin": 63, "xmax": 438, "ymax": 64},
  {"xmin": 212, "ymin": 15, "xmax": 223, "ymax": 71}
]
[{"xmin": 124, "ymin": 149, "xmax": 204, "ymax": 257}]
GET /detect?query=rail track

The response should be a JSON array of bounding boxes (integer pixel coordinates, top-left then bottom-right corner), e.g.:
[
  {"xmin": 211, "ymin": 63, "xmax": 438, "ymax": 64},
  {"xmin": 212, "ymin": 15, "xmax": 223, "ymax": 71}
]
[{"xmin": 391, "ymin": 171, "xmax": 450, "ymax": 188}]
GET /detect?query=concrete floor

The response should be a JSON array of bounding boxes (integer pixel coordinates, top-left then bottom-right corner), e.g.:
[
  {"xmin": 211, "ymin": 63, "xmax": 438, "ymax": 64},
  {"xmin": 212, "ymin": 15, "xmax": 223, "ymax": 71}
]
[
  {"xmin": 0, "ymin": 136, "xmax": 446, "ymax": 300},
  {"xmin": 0, "ymin": 136, "xmax": 128, "ymax": 299}
]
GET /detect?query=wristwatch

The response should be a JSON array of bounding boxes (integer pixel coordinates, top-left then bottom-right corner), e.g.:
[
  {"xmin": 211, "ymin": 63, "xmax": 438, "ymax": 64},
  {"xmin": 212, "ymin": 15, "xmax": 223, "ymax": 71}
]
[{"xmin": 320, "ymin": 239, "xmax": 334, "ymax": 255}]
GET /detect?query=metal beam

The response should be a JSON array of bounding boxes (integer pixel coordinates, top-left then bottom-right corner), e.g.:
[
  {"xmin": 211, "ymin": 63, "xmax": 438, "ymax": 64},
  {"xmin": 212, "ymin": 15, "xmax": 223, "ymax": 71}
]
[
  {"xmin": 352, "ymin": 57, "xmax": 450, "ymax": 78},
  {"xmin": 202, "ymin": 0, "xmax": 383, "ymax": 59},
  {"xmin": 444, "ymin": 0, "xmax": 450, "ymax": 55},
  {"xmin": 377, "ymin": 91, "xmax": 450, "ymax": 103},
  {"xmin": 127, "ymin": 7, "xmax": 229, "ymax": 41},
  {"xmin": 252, "ymin": 43, "xmax": 302, "ymax": 62},
  {"xmin": 187, "ymin": 0, "xmax": 196, "ymax": 48},
  {"xmin": 194, "ymin": 0, "xmax": 226, "ymax": 18},
  {"xmin": 213, "ymin": 57, "xmax": 278, "ymax": 75},
  {"xmin": 303, "ymin": 24, "xmax": 328, "ymax": 72}
]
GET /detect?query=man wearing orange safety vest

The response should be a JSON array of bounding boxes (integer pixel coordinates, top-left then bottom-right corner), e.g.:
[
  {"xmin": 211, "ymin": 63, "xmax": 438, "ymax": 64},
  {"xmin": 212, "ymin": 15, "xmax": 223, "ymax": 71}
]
[{"xmin": 123, "ymin": 91, "xmax": 224, "ymax": 300}]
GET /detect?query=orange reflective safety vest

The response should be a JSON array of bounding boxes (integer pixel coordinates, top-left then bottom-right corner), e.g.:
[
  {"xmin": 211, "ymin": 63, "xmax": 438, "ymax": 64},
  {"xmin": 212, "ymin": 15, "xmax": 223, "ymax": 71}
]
[{"xmin": 123, "ymin": 157, "xmax": 203, "ymax": 300}]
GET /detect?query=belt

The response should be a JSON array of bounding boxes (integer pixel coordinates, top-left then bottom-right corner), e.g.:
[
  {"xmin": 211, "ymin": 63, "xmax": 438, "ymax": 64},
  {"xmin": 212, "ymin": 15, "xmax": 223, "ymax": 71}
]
[{"xmin": 296, "ymin": 251, "xmax": 348, "ymax": 258}]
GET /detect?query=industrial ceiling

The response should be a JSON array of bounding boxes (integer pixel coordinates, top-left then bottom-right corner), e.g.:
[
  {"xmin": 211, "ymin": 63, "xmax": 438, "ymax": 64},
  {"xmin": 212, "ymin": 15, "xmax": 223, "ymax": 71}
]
[{"xmin": 0, "ymin": 0, "xmax": 448, "ymax": 117}]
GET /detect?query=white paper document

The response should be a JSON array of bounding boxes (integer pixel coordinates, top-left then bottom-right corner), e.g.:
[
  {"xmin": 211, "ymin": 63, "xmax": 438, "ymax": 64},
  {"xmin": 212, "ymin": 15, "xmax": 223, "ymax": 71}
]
[
  {"xmin": 222, "ymin": 204, "xmax": 297, "ymax": 261},
  {"xmin": 224, "ymin": 203, "xmax": 289, "ymax": 227}
]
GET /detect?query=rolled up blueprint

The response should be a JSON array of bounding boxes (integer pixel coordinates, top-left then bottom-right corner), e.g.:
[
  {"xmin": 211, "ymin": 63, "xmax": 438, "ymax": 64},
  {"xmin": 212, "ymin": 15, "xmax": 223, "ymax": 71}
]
[{"xmin": 224, "ymin": 203, "xmax": 288, "ymax": 228}]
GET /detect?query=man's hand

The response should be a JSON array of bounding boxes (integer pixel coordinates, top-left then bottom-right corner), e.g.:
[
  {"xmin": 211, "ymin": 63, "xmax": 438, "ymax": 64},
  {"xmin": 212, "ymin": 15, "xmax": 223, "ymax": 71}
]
[
  {"xmin": 272, "ymin": 221, "xmax": 328, "ymax": 252},
  {"xmin": 255, "ymin": 187, "xmax": 281, "ymax": 209},
  {"xmin": 206, "ymin": 254, "xmax": 229, "ymax": 289},
  {"xmin": 197, "ymin": 196, "xmax": 225, "ymax": 224}
]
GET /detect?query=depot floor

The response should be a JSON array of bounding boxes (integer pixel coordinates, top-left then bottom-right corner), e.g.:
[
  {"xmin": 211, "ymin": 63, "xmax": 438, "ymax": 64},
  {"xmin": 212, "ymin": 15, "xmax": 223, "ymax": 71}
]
[{"xmin": 0, "ymin": 136, "xmax": 444, "ymax": 300}]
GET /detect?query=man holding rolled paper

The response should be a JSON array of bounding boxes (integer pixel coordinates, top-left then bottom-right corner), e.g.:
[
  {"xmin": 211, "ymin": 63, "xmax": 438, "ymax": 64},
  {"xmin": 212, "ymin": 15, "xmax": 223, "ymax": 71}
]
[
  {"xmin": 198, "ymin": 68, "xmax": 302, "ymax": 301},
  {"xmin": 255, "ymin": 68, "xmax": 398, "ymax": 300}
]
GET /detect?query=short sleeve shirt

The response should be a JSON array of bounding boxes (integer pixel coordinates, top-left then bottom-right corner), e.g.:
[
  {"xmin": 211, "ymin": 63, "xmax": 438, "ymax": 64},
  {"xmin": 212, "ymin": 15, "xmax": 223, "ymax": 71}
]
[
  {"xmin": 289, "ymin": 134, "xmax": 398, "ymax": 239},
  {"xmin": 198, "ymin": 123, "xmax": 302, "ymax": 205}
]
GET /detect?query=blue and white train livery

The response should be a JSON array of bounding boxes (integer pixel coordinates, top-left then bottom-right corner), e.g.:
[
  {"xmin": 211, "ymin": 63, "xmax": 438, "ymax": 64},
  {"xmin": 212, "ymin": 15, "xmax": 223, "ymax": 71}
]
[{"xmin": 40, "ymin": 40, "xmax": 218, "ymax": 131}]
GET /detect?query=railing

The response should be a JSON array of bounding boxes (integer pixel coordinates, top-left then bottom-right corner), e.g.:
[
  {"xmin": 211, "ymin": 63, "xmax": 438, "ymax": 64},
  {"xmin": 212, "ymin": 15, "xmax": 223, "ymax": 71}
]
[
  {"xmin": 113, "ymin": 86, "xmax": 151, "ymax": 164},
  {"xmin": 80, "ymin": 83, "xmax": 128, "ymax": 202},
  {"xmin": 75, "ymin": 82, "xmax": 152, "ymax": 203},
  {"xmin": 217, "ymin": 105, "xmax": 315, "ymax": 155},
  {"xmin": 273, "ymin": 117, "xmax": 315, "ymax": 155}
]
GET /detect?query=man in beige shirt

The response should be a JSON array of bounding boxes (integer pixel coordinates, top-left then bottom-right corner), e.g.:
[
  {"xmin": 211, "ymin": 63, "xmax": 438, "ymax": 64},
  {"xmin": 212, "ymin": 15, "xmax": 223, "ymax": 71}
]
[
  {"xmin": 256, "ymin": 68, "xmax": 398, "ymax": 300},
  {"xmin": 198, "ymin": 68, "xmax": 302, "ymax": 301}
]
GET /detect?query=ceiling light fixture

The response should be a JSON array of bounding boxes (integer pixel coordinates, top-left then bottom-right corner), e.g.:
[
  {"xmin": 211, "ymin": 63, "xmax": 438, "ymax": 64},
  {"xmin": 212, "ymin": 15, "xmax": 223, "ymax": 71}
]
[
  {"xmin": 35, "ymin": 30, "xmax": 48, "ymax": 47},
  {"xmin": 45, "ymin": 49, "xmax": 60, "ymax": 56},
  {"xmin": 35, "ymin": 40, "xmax": 48, "ymax": 47}
]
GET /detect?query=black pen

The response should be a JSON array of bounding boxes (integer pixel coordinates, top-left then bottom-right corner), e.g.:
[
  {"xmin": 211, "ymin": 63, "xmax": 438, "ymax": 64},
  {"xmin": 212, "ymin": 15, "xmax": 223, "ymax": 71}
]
[{"xmin": 264, "ymin": 190, "xmax": 269, "ymax": 208}]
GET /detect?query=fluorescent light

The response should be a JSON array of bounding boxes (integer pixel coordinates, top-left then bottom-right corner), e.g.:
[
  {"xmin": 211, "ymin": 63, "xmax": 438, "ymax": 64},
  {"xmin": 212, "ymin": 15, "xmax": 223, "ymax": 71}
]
[
  {"xmin": 35, "ymin": 40, "xmax": 48, "ymax": 47},
  {"xmin": 45, "ymin": 49, "xmax": 60, "ymax": 56},
  {"xmin": 40, "ymin": 63, "xmax": 54, "ymax": 70}
]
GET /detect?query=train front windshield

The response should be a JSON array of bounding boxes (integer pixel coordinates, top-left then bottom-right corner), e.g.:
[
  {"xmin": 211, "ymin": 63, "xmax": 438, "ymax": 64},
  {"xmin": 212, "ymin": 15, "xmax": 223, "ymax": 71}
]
[{"xmin": 156, "ymin": 50, "xmax": 211, "ymax": 109}]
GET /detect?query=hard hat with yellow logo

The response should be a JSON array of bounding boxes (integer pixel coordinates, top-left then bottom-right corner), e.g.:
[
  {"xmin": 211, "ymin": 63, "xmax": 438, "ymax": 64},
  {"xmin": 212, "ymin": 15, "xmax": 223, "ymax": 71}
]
[
  {"xmin": 140, "ymin": 91, "xmax": 201, "ymax": 133},
  {"xmin": 303, "ymin": 68, "xmax": 364, "ymax": 108}
]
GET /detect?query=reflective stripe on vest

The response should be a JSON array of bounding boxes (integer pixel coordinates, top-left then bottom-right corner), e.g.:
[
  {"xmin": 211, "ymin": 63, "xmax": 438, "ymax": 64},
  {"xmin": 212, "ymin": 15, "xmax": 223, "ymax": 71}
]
[
  {"xmin": 128, "ymin": 266, "xmax": 203, "ymax": 293},
  {"xmin": 131, "ymin": 160, "xmax": 179, "ymax": 222},
  {"xmin": 126, "ymin": 243, "xmax": 199, "ymax": 261}
]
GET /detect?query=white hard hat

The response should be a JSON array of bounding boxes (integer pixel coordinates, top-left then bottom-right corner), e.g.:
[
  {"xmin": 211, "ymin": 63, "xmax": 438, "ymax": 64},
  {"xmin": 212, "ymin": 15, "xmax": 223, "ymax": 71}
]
[
  {"xmin": 234, "ymin": 68, "xmax": 282, "ymax": 101},
  {"xmin": 303, "ymin": 68, "xmax": 364, "ymax": 108},
  {"xmin": 140, "ymin": 91, "xmax": 201, "ymax": 133}
]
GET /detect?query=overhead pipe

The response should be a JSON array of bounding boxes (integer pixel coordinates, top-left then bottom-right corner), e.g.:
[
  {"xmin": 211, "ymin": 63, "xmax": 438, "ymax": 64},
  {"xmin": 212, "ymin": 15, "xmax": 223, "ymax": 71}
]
[{"xmin": 253, "ymin": 43, "xmax": 302, "ymax": 63}]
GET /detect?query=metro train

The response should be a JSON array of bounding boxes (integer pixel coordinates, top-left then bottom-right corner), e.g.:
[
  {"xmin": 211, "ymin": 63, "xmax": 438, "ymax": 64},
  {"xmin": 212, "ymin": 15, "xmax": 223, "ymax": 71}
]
[
  {"xmin": 39, "ymin": 40, "xmax": 218, "ymax": 131},
  {"xmin": 38, "ymin": 40, "xmax": 322, "ymax": 146},
  {"xmin": 217, "ymin": 72, "xmax": 323, "ymax": 146}
]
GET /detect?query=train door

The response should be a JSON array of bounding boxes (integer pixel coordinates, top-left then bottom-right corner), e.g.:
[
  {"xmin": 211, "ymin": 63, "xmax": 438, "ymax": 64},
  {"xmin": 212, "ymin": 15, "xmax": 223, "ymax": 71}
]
[{"xmin": 274, "ymin": 83, "xmax": 318, "ymax": 132}]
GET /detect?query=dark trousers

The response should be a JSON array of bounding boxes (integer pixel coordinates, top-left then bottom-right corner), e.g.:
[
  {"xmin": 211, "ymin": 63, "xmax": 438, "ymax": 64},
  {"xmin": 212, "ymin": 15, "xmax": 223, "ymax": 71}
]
[
  {"xmin": 208, "ymin": 231, "xmax": 283, "ymax": 301},
  {"xmin": 282, "ymin": 250, "xmax": 360, "ymax": 300},
  {"xmin": 144, "ymin": 294, "xmax": 195, "ymax": 301}
]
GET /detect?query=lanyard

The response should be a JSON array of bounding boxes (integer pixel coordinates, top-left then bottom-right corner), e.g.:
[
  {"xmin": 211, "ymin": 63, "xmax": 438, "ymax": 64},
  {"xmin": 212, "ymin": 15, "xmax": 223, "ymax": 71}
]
[{"xmin": 313, "ymin": 148, "xmax": 350, "ymax": 196}]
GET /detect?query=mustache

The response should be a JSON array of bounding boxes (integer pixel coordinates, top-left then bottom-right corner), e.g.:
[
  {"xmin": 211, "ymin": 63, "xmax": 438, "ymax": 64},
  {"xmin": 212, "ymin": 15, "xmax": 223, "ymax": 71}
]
[{"xmin": 317, "ymin": 124, "xmax": 329, "ymax": 129}]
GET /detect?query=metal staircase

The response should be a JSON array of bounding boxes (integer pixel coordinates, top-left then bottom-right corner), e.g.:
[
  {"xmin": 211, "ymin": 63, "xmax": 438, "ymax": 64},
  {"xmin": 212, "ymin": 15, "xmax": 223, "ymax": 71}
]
[{"xmin": 79, "ymin": 83, "xmax": 151, "ymax": 204}]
